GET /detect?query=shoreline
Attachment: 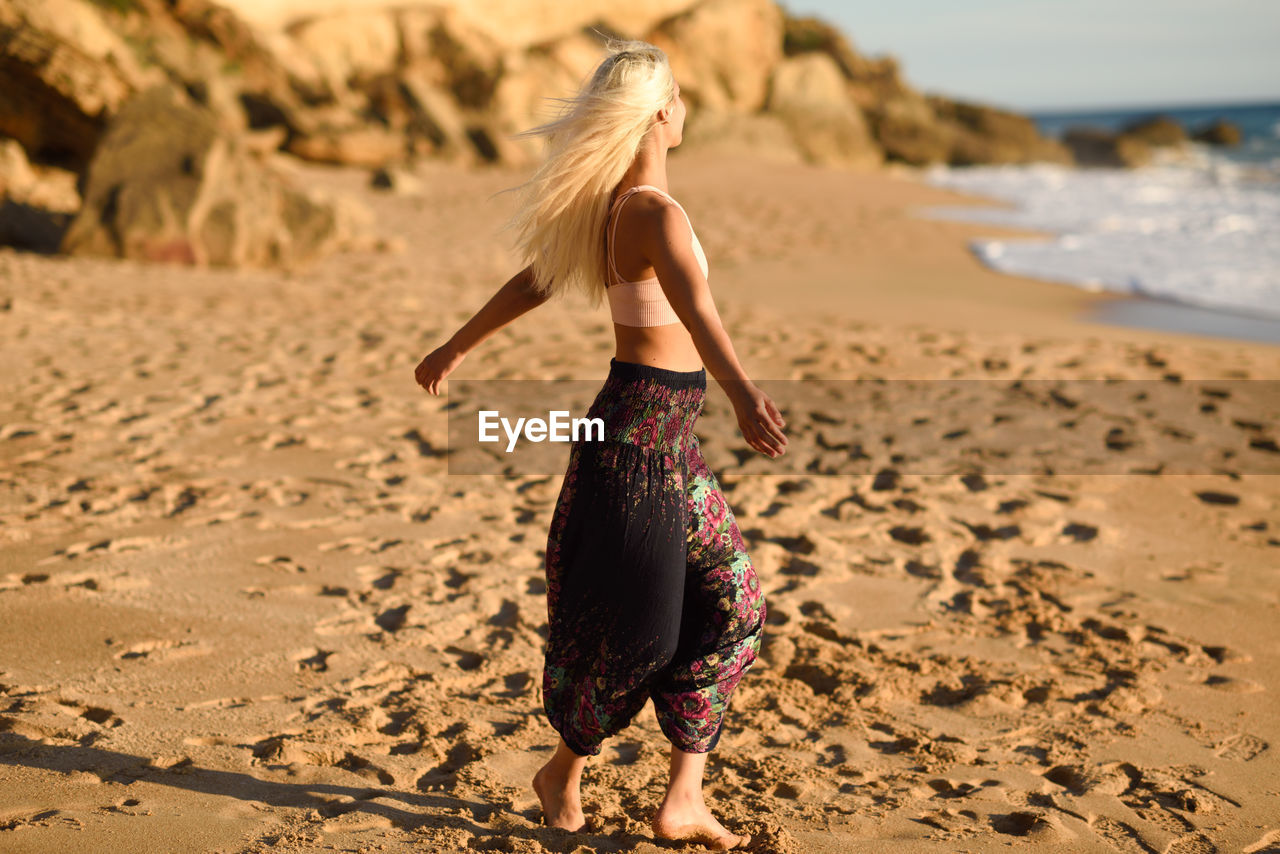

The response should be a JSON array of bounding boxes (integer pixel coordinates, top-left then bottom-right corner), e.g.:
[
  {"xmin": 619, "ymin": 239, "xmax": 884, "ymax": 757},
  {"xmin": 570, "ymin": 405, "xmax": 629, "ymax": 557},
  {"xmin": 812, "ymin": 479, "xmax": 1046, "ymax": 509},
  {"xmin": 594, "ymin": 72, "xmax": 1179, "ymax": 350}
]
[{"xmin": 661, "ymin": 153, "xmax": 1280, "ymax": 364}]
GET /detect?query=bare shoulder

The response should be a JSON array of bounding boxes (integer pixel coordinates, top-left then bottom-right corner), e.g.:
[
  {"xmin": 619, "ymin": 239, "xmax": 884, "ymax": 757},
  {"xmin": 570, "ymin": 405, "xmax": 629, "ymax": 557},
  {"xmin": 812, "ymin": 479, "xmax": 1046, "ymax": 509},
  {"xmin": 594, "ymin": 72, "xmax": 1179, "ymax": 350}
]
[{"xmin": 626, "ymin": 192, "xmax": 691, "ymax": 255}]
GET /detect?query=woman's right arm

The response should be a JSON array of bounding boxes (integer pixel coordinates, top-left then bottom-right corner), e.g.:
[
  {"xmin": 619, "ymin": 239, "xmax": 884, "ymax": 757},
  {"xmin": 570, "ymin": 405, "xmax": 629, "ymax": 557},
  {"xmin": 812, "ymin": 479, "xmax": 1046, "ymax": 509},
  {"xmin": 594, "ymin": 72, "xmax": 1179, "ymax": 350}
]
[
  {"xmin": 641, "ymin": 205, "xmax": 787, "ymax": 458},
  {"xmin": 414, "ymin": 264, "xmax": 550, "ymax": 396}
]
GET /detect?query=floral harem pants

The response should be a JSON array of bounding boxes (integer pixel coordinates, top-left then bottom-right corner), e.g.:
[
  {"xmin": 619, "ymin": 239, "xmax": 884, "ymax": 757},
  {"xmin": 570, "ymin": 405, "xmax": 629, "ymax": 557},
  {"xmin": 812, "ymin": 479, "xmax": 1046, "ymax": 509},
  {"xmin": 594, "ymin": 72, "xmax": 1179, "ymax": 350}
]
[{"xmin": 542, "ymin": 358, "xmax": 766, "ymax": 756}]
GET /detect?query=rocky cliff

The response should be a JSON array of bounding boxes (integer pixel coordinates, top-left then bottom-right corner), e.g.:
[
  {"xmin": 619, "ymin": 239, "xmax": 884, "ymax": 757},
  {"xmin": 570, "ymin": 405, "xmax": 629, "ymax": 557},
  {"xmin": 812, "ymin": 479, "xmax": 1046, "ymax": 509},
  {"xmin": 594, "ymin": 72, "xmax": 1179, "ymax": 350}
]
[{"xmin": 0, "ymin": 0, "xmax": 1089, "ymax": 263}]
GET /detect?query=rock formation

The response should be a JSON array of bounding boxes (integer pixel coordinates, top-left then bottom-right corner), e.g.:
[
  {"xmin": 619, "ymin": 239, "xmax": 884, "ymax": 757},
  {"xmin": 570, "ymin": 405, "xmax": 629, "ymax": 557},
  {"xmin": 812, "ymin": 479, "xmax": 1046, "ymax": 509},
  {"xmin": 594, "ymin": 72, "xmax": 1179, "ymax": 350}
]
[
  {"xmin": 61, "ymin": 85, "xmax": 366, "ymax": 268},
  {"xmin": 0, "ymin": 0, "xmax": 157, "ymax": 171},
  {"xmin": 765, "ymin": 53, "xmax": 881, "ymax": 168},
  {"xmin": 1061, "ymin": 127, "xmax": 1153, "ymax": 169},
  {"xmin": 1120, "ymin": 115, "xmax": 1189, "ymax": 148},
  {"xmin": 1191, "ymin": 119, "xmax": 1242, "ymax": 147},
  {"xmin": 779, "ymin": 15, "xmax": 1070, "ymax": 168},
  {"xmin": 8, "ymin": 0, "xmax": 1166, "ymax": 262}
]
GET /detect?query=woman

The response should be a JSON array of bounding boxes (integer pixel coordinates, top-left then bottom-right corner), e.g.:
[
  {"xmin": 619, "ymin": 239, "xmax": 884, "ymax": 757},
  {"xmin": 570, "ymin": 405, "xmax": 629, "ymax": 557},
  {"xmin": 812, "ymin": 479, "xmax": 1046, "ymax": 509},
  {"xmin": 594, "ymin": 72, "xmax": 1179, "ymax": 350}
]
[{"xmin": 414, "ymin": 39, "xmax": 787, "ymax": 850}]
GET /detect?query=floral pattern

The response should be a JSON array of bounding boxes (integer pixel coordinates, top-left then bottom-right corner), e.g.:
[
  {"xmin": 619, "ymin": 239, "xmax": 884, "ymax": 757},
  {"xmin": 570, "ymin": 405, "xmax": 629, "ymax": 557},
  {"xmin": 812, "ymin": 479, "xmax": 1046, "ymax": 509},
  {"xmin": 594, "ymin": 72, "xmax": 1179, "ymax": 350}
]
[{"xmin": 542, "ymin": 359, "xmax": 766, "ymax": 756}]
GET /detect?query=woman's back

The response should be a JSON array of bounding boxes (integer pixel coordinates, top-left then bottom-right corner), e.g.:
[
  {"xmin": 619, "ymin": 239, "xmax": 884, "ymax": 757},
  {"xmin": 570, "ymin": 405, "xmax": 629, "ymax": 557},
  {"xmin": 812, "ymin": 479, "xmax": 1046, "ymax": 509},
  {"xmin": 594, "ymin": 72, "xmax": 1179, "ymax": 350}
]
[{"xmin": 604, "ymin": 184, "xmax": 705, "ymax": 372}]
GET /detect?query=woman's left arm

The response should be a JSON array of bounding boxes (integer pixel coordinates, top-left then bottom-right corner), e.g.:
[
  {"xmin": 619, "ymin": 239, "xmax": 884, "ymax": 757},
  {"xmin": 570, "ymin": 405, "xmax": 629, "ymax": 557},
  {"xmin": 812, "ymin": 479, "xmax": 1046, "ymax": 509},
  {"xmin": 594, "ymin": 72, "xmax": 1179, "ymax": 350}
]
[{"xmin": 414, "ymin": 264, "xmax": 550, "ymax": 395}]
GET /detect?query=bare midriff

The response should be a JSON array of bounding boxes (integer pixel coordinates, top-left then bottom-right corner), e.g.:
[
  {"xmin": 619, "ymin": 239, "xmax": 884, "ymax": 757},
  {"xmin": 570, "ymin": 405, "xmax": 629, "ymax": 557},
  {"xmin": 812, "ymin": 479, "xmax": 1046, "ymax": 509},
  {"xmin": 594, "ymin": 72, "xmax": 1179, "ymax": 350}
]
[{"xmin": 612, "ymin": 322, "xmax": 703, "ymax": 372}]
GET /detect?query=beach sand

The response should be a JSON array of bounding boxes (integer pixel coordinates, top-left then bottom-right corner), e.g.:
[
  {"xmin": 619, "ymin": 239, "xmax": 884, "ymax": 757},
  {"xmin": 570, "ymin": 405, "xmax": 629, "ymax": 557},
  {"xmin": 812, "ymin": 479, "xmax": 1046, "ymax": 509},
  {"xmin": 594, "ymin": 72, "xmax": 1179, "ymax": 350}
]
[{"xmin": 2, "ymin": 151, "xmax": 1278, "ymax": 852}]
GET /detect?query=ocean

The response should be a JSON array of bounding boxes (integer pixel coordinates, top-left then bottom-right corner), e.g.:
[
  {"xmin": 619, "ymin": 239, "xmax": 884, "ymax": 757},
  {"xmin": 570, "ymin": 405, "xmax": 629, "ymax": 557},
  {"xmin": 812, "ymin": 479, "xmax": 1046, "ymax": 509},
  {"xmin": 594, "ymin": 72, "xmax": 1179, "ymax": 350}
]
[{"xmin": 917, "ymin": 99, "xmax": 1280, "ymax": 345}]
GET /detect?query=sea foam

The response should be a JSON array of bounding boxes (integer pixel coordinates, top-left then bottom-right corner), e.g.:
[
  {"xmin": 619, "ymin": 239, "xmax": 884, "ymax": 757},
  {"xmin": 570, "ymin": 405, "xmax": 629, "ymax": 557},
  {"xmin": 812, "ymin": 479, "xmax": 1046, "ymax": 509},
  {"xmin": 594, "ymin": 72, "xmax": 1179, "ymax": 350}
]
[{"xmin": 918, "ymin": 147, "xmax": 1280, "ymax": 320}]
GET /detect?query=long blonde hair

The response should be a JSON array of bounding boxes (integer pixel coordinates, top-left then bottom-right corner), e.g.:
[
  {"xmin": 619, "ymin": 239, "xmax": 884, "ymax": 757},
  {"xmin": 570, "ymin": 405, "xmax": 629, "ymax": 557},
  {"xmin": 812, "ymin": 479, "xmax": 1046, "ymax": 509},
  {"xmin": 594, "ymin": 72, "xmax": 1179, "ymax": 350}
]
[{"xmin": 497, "ymin": 39, "xmax": 677, "ymax": 306}]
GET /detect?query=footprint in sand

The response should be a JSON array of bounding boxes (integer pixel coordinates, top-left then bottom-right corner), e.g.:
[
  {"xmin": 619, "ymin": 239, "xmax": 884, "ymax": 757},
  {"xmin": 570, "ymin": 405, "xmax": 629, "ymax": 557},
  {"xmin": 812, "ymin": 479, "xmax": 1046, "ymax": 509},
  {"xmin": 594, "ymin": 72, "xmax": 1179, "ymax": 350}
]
[
  {"xmin": 1161, "ymin": 561, "xmax": 1227, "ymax": 583},
  {"xmin": 1060, "ymin": 522, "xmax": 1098, "ymax": 542},
  {"xmin": 1194, "ymin": 490, "xmax": 1239, "ymax": 506},
  {"xmin": 356, "ymin": 565, "xmax": 402, "ymax": 594},
  {"xmin": 1215, "ymin": 733, "xmax": 1268, "ymax": 761},
  {"xmin": 57, "ymin": 700, "xmax": 123, "ymax": 728},
  {"xmin": 0, "ymin": 571, "xmax": 50, "ymax": 591},
  {"xmin": 318, "ymin": 536, "xmax": 403, "ymax": 554},
  {"xmin": 293, "ymin": 648, "xmax": 334, "ymax": 673},
  {"xmin": 888, "ymin": 525, "xmax": 930, "ymax": 545},
  {"xmin": 375, "ymin": 605, "xmax": 411, "ymax": 633},
  {"xmin": 1203, "ymin": 674, "xmax": 1264, "ymax": 693},
  {"xmin": 113, "ymin": 638, "xmax": 209, "ymax": 663},
  {"xmin": 255, "ymin": 555, "xmax": 308, "ymax": 573}
]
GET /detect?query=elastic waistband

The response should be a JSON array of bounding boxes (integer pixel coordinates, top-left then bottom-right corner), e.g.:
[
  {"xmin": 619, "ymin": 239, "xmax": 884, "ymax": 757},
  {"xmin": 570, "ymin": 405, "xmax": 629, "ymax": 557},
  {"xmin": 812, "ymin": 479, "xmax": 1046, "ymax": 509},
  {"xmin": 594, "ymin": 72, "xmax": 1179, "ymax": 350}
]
[{"xmin": 609, "ymin": 357, "xmax": 706, "ymax": 388}]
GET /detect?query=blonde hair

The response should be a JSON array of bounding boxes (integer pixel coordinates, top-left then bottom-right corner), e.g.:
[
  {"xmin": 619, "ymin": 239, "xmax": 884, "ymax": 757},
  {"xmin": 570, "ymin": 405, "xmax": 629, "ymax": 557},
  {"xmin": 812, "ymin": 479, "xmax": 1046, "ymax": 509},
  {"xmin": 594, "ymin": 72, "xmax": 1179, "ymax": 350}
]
[{"xmin": 497, "ymin": 39, "xmax": 677, "ymax": 305}]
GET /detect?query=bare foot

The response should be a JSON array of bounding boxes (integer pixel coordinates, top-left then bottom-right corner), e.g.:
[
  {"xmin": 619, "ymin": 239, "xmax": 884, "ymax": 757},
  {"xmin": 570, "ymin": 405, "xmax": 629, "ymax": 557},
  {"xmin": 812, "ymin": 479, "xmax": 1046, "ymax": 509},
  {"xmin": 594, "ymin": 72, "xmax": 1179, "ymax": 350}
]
[
  {"xmin": 532, "ymin": 764, "xmax": 586, "ymax": 832},
  {"xmin": 652, "ymin": 793, "xmax": 749, "ymax": 850}
]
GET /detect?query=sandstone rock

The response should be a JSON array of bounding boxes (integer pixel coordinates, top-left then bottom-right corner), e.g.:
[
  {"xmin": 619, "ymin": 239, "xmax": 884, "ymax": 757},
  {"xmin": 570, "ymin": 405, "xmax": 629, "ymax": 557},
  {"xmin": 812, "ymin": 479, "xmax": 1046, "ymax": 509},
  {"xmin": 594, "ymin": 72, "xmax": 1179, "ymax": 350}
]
[
  {"xmin": 1191, "ymin": 119, "xmax": 1242, "ymax": 147},
  {"xmin": 1062, "ymin": 126, "xmax": 1152, "ymax": 168},
  {"xmin": 0, "ymin": 0, "xmax": 156, "ymax": 170},
  {"xmin": 169, "ymin": 0, "xmax": 294, "ymax": 94},
  {"xmin": 0, "ymin": 136, "xmax": 77, "ymax": 252},
  {"xmin": 778, "ymin": 23, "xmax": 943, "ymax": 167},
  {"xmin": 869, "ymin": 101, "xmax": 952, "ymax": 166},
  {"xmin": 679, "ymin": 110, "xmax": 803, "ymax": 164},
  {"xmin": 396, "ymin": 67, "xmax": 474, "ymax": 163},
  {"xmin": 782, "ymin": 13, "xmax": 884, "ymax": 82},
  {"xmin": 285, "ymin": 8, "xmax": 400, "ymax": 93},
  {"xmin": 648, "ymin": 0, "xmax": 784, "ymax": 114},
  {"xmin": 488, "ymin": 31, "xmax": 603, "ymax": 163},
  {"xmin": 423, "ymin": 7, "xmax": 506, "ymax": 110},
  {"xmin": 928, "ymin": 95, "xmax": 1073, "ymax": 166},
  {"xmin": 62, "ymin": 84, "xmax": 366, "ymax": 268},
  {"xmin": 765, "ymin": 54, "xmax": 880, "ymax": 168},
  {"xmin": 0, "ymin": 137, "xmax": 79, "ymax": 211},
  {"xmin": 138, "ymin": 0, "xmax": 310, "ymax": 132},
  {"xmin": 224, "ymin": 0, "xmax": 700, "ymax": 51},
  {"xmin": 1119, "ymin": 114, "xmax": 1187, "ymax": 147},
  {"xmin": 286, "ymin": 121, "xmax": 406, "ymax": 168},
  {"xmin": 0, "ymin": 138, "xmax": 37, "ymax": 198}
]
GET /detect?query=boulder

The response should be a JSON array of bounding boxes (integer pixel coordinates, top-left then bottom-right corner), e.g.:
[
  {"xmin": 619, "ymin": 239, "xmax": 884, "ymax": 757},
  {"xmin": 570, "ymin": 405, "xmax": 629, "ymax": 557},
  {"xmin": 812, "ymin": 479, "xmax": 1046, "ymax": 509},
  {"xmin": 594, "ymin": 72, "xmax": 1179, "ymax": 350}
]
[
  {"xmin": 776, "ymin": 15, "xmax": 937, "ymax": 165},
  {"xmin": 928, "ymin": 95, "xmax": 1073, "ymax": 166},
  {"xmin": 765, "ymin": 53, "xmax": 880, "ymax": 168},
  {"xmin": 1191, "ymin": 119, "xmax": 1242, "ymax": 147},
  {"xmin": 647, "ymin": 0, "xmax": 784, "ymax": 114},
  {"xmin": 1062, "ymin": 126, "xmax": 1152, "ymax": 168},
  {"xmin": 1119, "ymin": 114, "xmax": 1187, "ymax": 147},
  {"xmin": 62, "ymin": 84, "xmax": 366, "ymax": 268},
  {"xmin": 679, "ymin": 110, "xmax": 803, "ymax": 164},
  {"xmin": 867, "ymin": 100, "xmax": 953, "ymax": 166}
]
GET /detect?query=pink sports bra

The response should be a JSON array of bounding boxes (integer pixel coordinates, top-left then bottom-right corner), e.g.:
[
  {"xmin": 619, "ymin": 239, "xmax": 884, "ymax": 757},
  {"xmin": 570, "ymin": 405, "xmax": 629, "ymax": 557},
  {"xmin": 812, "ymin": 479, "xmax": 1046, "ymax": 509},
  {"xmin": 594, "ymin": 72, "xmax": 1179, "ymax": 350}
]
[{"xmin": 604, "ymin": 184, "xmax": 709, "ymax": 327}]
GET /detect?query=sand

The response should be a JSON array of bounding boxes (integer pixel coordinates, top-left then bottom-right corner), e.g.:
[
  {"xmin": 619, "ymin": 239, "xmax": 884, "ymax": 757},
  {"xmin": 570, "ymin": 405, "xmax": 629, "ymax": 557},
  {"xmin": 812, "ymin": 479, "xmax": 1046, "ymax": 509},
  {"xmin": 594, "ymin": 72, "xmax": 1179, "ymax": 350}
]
[{"xmin": 2, "ymin": 151, "xmax": 1278, "ymax": 853}]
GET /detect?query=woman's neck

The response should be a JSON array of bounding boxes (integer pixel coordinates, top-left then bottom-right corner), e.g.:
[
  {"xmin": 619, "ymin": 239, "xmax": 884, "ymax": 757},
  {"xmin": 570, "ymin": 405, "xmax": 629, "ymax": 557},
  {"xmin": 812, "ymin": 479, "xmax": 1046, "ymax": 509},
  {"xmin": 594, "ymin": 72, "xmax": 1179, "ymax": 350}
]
[{"xmin": 617, "ymin": 143, "xmax": 669, "ymax": 193}]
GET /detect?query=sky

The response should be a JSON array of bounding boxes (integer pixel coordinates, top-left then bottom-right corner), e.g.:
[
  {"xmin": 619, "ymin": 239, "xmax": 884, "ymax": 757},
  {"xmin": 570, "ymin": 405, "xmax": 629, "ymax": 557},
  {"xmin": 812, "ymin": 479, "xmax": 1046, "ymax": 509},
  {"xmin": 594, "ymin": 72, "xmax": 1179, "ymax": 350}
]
[{"xmin": 779, "ymin": 0, "xmax": 1280, "ymax": 113}]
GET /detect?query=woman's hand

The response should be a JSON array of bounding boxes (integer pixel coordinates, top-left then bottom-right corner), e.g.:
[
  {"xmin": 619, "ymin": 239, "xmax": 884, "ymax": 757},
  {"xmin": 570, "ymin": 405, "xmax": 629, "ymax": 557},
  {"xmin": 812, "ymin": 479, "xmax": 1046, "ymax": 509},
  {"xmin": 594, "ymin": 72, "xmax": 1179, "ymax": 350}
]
[
  {"xmin": 414, "ymin": 342, "xmax": 466, "ymax": 396},
  {"xmin": 727, "ymin": 382, "xmax": 787, "ymax": 458}
]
